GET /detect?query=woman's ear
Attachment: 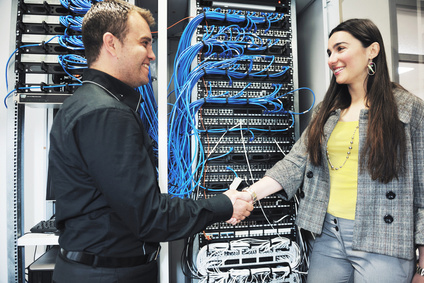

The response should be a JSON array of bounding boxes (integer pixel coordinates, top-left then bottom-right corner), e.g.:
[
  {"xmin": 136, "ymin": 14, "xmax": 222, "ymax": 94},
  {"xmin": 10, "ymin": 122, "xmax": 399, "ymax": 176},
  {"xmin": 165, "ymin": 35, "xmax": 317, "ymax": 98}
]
[{"xmin": 368, "ymin": 42, "xmax": 380, "ymax": 60}]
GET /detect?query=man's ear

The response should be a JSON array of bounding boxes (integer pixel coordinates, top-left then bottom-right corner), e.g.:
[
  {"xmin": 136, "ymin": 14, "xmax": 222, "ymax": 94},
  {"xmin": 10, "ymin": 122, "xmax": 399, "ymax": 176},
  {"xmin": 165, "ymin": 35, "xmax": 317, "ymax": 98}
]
[
  {"xmin": 102, "ymin": 32, "xmax": 118, "ymax": 58},
  {"xmin": 368, "ymin": 42, "xmax": 380, "ymax": 60}
]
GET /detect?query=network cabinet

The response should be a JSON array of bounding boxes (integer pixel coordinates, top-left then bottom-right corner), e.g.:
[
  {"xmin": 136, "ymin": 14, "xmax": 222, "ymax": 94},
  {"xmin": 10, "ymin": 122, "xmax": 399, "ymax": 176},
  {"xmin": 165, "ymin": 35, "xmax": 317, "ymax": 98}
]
[{"xmin": 168, "ymin": 1, "xmax": 311, "ymax": 282}]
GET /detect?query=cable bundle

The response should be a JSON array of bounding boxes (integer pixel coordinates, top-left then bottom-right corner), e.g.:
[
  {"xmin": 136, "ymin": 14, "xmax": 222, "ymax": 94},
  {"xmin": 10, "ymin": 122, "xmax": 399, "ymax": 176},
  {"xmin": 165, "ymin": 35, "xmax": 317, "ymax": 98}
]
[
  {"xmin": 195, "ymin": 237, "xmax": 302, "ymax": 282},
  {"xmin": 59, "ymin": 15, "xmax": 83, "ymax": 32},
  {"xmin": 168, "ymin": 47, "xmax": 313, "ymax": 196},
  {"xmin": 58, "ymin": 34, "xmax": 84, "ymax": 50},
  {"xmin": 57, "ymin": 54, "xmax": 87, "ymax": 83},
  {"xmin": 59, "ymin": 0, "xmax": 103, "ymax": 14},
  {"xmin": 136, "ymin": 69, "xmax": 158, "ymax": 159},
  {"xmin": 167, "ymin": 10, "xmax": 300, "ymax": 197}
]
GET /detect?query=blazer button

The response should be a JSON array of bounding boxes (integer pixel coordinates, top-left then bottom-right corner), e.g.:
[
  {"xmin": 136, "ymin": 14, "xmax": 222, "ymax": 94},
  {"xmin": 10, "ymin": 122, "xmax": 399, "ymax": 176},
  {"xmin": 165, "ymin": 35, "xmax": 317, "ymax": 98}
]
[
  {"xmin": 299, "ymin": 190, "xmax": 305, "ymax": 198},
  {"xmin": 386, "ymin": 191, "xmax": 396, "ymax": 200},
  {"xmin": 306, "ymin": 171, "xmax": 313, "ymax": 178},
  {"xmin": 384, "ymin": 214, "xmax": 394, "ymax": 224}
]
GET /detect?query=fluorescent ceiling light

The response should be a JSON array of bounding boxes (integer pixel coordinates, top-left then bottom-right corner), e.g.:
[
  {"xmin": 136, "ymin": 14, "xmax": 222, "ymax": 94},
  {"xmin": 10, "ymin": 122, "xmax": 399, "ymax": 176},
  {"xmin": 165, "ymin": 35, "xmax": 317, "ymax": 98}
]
[{"xmin": 212, "ymin": 1, "xmax": 276, "ymax": 12}]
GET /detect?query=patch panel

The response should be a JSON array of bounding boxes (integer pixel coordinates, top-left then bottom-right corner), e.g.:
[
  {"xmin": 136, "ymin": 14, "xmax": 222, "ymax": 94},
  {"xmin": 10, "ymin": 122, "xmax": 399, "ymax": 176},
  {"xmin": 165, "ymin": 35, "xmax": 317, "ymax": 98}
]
[
  {"xmin": 14, "ymin": 0, "xmax": 88, "ymax": 106},
  {"xmin": 182, "ymin": 0, "xmax": 308, "ymax": 281}
]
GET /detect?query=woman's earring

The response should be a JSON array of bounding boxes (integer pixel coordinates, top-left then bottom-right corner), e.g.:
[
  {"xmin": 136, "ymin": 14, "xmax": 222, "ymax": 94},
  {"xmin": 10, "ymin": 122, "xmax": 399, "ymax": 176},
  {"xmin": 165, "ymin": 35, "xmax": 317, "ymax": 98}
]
[{"xmin": 367, "ymin": 61, "xmax": 376, "ymax": 76}]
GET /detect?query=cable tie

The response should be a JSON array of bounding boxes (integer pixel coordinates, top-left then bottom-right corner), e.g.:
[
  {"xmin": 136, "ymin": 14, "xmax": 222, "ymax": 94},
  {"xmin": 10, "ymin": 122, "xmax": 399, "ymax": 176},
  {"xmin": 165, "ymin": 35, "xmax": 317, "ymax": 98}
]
[
  {"xmin": 16, "ymin": 61, "xmax": 24, "ymax": 72},
  {"xmin": 43, "ymin": 1, "xmax": 50, "ymax": 14},
  {"xmin": 19, "ymin": 2, "xmax": 27, "ymax": 12},
  {"xmin": 15, "ymin": 82, "xmax": 24, "ymax": 91},
  {"xmin": 42, "ymin": 21, "xmax": 49, "ymax": 33},
  {"xmin": 40, "ymin": 82, "xmax": 48, "ymax": 92},
  {"xmin": 41, "ymin": 41, "xmax": 49, "ymax": 53},
  {"xmin": 246, "ymin": 97, "xmax": 249, "ymax": 104},
  {"xmin": 18, "ymin": 21, "xmax": 26, "ymax": 32},
  {"xmin": 225, "ymin": 97, "xmax": 229, "ymax": 104},
  {"xmin": 203, "ymin": 11, "xmax": 207, "ymax": 22},
  {"xmin": 41, "ymin": 61, "xmax": 48, "ymax": 72},
  {"xmin": 224, "ymin": 13, "xmax": 227, "ymax": 22}
]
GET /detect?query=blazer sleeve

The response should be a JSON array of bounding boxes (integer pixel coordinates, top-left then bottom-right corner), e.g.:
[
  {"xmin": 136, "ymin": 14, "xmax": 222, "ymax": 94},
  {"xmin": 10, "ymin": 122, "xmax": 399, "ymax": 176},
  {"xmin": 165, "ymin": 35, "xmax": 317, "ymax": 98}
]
[
  {"xmin": 264, "ymin": 128, "xmax": 309, "ymax": 199},
  {"xmin": 411, "ymin": 97, "xmax": 424, "ymax": 246}
]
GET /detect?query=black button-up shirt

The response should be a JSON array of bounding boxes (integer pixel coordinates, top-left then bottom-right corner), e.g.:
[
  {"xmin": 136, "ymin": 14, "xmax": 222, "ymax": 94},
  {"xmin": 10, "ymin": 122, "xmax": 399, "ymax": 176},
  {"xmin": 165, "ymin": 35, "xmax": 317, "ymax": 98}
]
[{"xmin": 49, "ymin": 69, "xmax": 232, "ymax": 257}]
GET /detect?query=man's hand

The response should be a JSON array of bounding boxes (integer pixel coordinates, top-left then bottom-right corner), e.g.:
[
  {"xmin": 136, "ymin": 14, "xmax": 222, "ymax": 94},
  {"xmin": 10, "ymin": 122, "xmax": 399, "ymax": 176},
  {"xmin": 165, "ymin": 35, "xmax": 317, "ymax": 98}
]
[{"xmin": 223, "ymin": 190, "xmax": 254, "ymax": 225}]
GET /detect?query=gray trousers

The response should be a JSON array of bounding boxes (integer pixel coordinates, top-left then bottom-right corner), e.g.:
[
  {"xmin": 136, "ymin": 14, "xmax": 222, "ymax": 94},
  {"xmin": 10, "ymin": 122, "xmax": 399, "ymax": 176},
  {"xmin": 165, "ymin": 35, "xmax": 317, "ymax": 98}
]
[{"xmin": 307, "ymin": 213, "xmax": 415, "ymax": 283}]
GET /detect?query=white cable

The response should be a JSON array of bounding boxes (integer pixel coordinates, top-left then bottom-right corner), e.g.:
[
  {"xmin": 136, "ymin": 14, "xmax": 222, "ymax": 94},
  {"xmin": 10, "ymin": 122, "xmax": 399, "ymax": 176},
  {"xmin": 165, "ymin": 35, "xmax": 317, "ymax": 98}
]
[
  {"xmin": 197, "ymin": 237, "xmax": 301, "ymax": 280},
  {"xmin": 208, "ymin": 121, "xmax": 243, "ymax": 158},
  {"xmin": 273, "ymin": 137, "xmax": 286, "ymax": 156},
  {"xmin": 239, "ymin": 121, "xmax": 254, "ymax": 183}
]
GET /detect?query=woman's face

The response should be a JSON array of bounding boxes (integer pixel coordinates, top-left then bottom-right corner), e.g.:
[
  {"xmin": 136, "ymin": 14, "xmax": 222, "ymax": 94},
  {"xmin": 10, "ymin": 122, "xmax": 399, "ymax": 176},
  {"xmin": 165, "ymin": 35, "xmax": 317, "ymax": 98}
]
[{"xmin": 327, "ymin": 31, "xmax": 372, "ymax": 88}]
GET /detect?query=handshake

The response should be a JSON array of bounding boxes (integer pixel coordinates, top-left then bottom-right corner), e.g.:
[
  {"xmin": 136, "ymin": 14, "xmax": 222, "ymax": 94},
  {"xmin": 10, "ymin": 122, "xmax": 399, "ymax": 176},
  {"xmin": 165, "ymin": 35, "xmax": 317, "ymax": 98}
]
[{"xmin": 223, "ymin": 189, "xmax": 255, "ymax": 225}]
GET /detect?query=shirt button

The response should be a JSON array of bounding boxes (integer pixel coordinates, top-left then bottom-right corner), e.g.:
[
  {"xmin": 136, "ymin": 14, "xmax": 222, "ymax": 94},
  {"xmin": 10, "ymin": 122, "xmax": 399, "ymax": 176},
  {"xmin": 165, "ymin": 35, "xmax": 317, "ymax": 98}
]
[
  {"xmin": 299, "ymin": 190, "xmax": 305, "ymax": 198},
  {"xmin": 306, "ymin": 171, "xmax": 313, "ymax": 178},
  {"xmin": 333, "ymin": 219, "xmax": 337, "ymax": 224},
  {"xmin": 334, "ymin": 226, "xmax": 339, "ymax": 231},
  {"xmin": 384, "ymin": 214, "xmax": 394, "ymax": 224},
  {"xmin": 386, "ymin": 191, "xmax": 396, "ymax": 200}
]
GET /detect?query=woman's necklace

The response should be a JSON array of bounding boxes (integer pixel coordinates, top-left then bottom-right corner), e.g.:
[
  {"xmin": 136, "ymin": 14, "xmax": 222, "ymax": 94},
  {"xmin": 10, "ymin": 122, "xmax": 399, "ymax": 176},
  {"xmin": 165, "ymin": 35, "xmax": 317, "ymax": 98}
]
[{"xmin": 326, "ymin": 124, "xmax": 359, "ymax": 170}]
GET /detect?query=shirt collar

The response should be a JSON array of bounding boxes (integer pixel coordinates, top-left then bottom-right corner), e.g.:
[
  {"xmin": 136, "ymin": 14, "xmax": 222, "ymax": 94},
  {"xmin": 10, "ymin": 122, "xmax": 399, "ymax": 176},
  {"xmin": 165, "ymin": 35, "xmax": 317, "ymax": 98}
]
[{"xmin": 82, "ymin": 68, "xmax": 142, "ymax": 112}]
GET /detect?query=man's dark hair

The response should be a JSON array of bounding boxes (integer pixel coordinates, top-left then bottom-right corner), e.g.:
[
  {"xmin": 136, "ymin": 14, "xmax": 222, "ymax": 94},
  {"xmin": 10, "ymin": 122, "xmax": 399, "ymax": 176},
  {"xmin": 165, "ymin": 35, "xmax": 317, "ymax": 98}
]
[{"xmin": 82, "ymin": 0, "xmax": 155, "ymax": 66}]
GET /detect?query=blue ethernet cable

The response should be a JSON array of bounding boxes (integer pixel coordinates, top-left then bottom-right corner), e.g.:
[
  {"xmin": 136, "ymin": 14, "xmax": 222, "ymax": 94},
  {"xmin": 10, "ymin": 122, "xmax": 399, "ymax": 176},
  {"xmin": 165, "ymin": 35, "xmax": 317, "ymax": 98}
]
[
  {"xmin": 226, "ymin": 166, "xmax": 238, "ymax": 178},
  {"xmin": 58, "ymin": 34, "xmax": 84, "ymax": 50},
  {"xmin": 59, "ymin": 15, "xmax": 83, "ymax": 32},
  {"xmin": 59, "ymin": 0, "xmax": 102, "ymax": 14},
  {"xmin": 57, "ymin": 54, "xmax": 87, "ymax": 83},
  {"xmin": 166, "ymin": 9, "xmax": 313, "ymax": 197},
  {"xmin": 3, "ymin": 84, "xmax": 82, "ymax": 108},
  {"xmin": 4, "ymin": 36, "xmax": 60, "ymax": 107},
  {"xmin": 136, "ymin": 69, "xmax": 159, "ymax": 158}
]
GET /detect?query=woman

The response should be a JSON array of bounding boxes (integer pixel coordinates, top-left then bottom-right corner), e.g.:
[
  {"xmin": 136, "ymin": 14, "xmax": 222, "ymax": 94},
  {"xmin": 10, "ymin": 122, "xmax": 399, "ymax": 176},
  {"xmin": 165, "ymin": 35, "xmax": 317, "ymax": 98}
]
[{"xmin": 241, "ymin": 19, "xmax": 424, "ymax": 282}]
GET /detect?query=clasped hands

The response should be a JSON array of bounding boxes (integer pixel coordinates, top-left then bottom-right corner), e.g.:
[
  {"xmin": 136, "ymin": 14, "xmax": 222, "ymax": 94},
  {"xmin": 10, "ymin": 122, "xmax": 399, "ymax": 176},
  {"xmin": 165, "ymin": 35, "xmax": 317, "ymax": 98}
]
[{"xmin": 223, "ymin": 189, "xmax": 254, "ymax": 225}]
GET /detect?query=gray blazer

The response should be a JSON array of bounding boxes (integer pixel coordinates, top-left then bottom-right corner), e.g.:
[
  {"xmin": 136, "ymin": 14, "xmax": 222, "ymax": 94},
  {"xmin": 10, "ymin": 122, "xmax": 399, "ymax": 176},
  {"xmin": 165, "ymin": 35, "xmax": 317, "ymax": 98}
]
[{"xmin": 265, "ymin": 88, "xmax": 424, "ymax": 260}]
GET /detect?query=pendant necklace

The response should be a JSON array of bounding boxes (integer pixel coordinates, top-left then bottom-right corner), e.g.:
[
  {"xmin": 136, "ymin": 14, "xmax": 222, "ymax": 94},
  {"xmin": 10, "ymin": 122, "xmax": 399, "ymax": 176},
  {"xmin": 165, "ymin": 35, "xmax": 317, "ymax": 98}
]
[{"xmin": 326, "ymin": 124, "xmax": 359, "ymax": 170}]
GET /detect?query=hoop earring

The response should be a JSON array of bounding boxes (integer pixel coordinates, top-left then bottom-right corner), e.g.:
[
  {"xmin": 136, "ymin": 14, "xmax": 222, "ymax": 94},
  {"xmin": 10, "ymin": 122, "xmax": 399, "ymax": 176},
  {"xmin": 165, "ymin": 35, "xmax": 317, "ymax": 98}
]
[{"xmin": 367, "ymin": 61, "xmax": 376, "ymax": 76}]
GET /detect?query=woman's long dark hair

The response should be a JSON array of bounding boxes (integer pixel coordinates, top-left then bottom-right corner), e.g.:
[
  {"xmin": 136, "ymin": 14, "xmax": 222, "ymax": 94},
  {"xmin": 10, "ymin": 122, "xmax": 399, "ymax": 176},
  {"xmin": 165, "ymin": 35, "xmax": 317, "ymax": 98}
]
[{"xmin": 307, "ymin": 19, "xmax": 405, "ymax": 183}]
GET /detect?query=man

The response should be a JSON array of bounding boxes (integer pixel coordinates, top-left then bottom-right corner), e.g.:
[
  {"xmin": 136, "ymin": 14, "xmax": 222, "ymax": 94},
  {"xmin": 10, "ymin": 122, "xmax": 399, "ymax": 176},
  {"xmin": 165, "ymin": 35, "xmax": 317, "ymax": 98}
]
[{"xmin": 49, "ymin": 1, "xmax": 253, "ymax": 282}]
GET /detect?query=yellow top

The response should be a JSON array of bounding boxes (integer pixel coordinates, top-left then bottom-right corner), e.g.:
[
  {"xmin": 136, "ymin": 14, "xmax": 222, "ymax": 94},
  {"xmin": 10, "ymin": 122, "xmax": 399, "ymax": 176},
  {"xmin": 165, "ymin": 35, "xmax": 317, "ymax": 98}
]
[{"xmin": 326, "ymin": 121, "xmax": 359, "ymax": 220}]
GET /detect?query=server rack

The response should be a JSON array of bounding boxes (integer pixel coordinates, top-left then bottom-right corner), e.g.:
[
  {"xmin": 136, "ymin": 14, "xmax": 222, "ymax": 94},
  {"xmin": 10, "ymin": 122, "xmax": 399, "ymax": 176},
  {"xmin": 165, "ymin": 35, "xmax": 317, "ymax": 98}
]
[{"xmin": 168, "ymin": 1, "xmax": 310, "ymax": 281}]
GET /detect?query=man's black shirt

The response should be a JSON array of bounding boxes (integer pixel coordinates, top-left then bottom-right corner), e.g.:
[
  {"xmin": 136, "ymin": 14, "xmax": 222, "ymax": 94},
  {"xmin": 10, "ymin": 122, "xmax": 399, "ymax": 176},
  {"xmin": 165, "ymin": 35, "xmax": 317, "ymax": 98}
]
[{"xmin": 49, "ymin": 69, "xmax": 232, "ymax": 257}]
